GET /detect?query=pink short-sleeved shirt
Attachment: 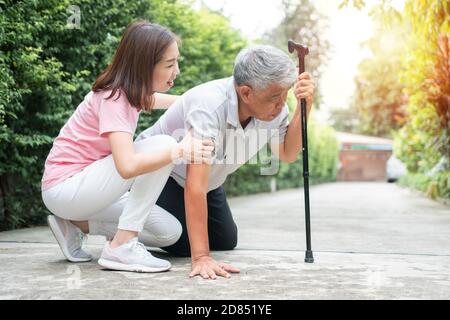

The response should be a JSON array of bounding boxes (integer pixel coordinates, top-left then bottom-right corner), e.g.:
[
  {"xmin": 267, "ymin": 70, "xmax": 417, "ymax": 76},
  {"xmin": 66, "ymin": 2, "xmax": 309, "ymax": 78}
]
[{"xmin": 41, "ymin": 90, "xmax": 141, "ymax": 191}]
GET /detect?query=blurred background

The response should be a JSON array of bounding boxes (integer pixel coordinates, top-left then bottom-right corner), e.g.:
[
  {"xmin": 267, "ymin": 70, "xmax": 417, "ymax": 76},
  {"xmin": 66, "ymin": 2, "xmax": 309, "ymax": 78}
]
[{"xmin": 0, "ymin": 0, "xmax": 449, "ymax": 231}]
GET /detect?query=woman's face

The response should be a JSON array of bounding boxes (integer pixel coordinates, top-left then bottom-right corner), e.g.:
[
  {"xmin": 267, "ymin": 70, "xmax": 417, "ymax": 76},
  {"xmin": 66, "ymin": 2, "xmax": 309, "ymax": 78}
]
[{"xmin": 153, "ymin": 41, "xmax": 180, "ymax": 92}]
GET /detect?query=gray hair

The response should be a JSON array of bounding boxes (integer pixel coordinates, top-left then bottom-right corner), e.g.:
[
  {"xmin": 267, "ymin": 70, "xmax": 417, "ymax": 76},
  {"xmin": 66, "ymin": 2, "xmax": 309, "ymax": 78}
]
[{"xmin": 233, "ymin": 45, "xmax": 297, "ymax": 91}]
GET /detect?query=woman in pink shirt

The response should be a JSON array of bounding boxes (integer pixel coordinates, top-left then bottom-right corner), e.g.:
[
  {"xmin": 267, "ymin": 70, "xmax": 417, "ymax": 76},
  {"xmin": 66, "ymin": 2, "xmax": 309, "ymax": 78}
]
[{"xmin": 41, "ymin": 21, "xmax": 213, "ymax": 273}]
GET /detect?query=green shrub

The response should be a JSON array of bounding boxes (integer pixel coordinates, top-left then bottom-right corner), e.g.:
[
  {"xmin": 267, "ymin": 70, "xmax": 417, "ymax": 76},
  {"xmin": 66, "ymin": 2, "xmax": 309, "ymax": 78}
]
[
  {"xmin": 398, "ymin": 173, "xmax": 433, "ymax": 193},
  {"xmin": 398, "ymin": 172, "xmax": 450, "ymax": 200},
  {"xmin": 394, "ymin": 0, "xmax": 450, "ymax": 200}
]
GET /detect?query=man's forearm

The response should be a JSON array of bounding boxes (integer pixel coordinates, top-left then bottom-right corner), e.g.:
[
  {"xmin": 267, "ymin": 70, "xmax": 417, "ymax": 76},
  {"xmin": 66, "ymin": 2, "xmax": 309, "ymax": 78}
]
[{"xmin": 185, "ymin": 189, "xmax": 210, "ymax": 261}]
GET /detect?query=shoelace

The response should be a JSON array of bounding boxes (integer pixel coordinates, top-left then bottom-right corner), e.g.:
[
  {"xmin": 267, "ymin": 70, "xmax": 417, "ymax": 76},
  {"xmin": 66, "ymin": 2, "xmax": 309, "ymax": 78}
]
[{"xmin": 131, "ymin": 241, "xmax": 151, "ymax": 258}]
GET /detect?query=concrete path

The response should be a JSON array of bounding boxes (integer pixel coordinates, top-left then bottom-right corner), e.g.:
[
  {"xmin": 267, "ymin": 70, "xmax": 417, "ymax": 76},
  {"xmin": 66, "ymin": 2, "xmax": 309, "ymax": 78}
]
[{"xmin": 0, "ymin": 182, "xmax": 449, "ymax": 299}]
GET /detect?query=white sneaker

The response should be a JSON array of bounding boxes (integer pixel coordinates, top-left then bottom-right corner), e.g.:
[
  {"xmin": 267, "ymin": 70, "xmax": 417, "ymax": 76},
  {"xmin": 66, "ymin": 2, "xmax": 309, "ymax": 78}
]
[
  {"xmin": 47, "ymin": 215, "xmax": 92, "ymax": 262},
  {"xmin": 98, "ymin": 237, "xmax": 171, "ymax": 273}
]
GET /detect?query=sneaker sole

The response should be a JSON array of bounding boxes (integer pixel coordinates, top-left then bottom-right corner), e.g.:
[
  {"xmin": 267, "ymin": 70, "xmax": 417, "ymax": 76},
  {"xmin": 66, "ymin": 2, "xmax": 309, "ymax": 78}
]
[
  {"xmin": 47, "ymin": 215, "xmax": 92, "ymax": 263},
  {"xmin": 98, "ymin": 258, "xmax": 171, "ymax": 273}
]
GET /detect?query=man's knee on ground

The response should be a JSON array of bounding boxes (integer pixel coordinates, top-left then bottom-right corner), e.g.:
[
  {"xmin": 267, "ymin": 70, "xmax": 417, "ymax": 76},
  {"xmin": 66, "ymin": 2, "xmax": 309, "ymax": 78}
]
[
  {"xmin": 212, "ymin": 225, "xmax": 238, "ymax": 251},
  {"xmin": 162, "ymin": 240, "xmax": 191, "ymax": 257}
]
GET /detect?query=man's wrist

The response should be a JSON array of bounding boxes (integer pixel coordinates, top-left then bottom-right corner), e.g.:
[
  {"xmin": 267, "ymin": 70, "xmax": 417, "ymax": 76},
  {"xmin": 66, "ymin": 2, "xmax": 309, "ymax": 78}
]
[{"xmin": 191, "ymin": 253, "xmax": 211, "ymax": 263}]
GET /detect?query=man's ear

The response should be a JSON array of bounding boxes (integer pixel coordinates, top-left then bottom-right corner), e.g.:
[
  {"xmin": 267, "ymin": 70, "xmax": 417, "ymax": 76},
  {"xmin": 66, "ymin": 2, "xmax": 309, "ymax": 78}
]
[{"xmin": 237, "ymin": 85, "xmax": 252, "ymax": 104}]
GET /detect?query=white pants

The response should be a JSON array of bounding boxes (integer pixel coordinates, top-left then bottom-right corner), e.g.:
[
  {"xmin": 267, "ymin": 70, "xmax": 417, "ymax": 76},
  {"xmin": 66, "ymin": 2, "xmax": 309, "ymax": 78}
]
[{"xmin": 41, "ymin": 135, "xmax": 182, "ymax": 248}]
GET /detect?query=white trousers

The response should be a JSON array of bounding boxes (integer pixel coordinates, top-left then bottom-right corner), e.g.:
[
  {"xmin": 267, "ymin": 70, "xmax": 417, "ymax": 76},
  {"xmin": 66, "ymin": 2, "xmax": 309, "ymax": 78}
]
[{"xmin": 41, "ymin": 135, "xmax": 182, "ymax": 248}]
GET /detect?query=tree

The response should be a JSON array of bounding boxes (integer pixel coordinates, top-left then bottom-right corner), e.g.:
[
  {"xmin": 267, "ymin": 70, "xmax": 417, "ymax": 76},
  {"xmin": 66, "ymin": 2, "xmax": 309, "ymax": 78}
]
[
  {"xmin": 350, "ymin": 16, "xmax": 408, "ymax": 137},
  {"xmin": 328, "ymin": 106, "xmax": 360, "ymax": 133},
  {"xmin": 340, "ymin": 0, "xmax": 450, "ymax": 199}
]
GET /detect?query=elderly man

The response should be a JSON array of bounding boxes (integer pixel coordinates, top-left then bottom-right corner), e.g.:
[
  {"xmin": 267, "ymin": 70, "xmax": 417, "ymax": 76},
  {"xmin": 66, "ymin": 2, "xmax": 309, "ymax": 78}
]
[{"xmin": 136, "ymin": 44, "xmax": 316, "ymax": 279}]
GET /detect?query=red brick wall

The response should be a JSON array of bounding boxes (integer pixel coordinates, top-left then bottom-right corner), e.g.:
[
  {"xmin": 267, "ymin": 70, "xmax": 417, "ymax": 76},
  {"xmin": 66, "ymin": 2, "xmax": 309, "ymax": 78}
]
[{"xmin": 337, "ymin": 150, "xmax": 392, "ymax": 181}]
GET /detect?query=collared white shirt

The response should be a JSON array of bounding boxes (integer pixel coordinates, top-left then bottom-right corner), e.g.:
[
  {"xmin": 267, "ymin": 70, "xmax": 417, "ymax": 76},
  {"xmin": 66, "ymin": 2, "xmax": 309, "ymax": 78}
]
[{"xmin": 137, "ymin": 77, "xmax": 289, "ymax": 192}]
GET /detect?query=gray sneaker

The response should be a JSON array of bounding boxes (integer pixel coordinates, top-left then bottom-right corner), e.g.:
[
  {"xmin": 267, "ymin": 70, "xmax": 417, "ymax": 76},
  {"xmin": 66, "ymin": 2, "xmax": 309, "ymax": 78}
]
[
  {"xmin": 98, "ymin": 237, "xmax": 171, "ymax": 273},
  {"xmin": 47, "ymin": 215, "xmax": 92, "ymax": 262}
]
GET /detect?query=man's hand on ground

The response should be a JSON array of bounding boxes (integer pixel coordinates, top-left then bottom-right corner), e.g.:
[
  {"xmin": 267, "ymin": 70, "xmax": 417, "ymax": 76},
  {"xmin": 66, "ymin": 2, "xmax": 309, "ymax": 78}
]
[{"xmin": 190, "ymin": 256, "xmax": 240, "ymax": 280}]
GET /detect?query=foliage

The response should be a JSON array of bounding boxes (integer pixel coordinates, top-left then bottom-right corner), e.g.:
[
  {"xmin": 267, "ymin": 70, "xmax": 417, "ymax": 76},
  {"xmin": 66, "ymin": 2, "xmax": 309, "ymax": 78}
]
[
  {"xmin": 398, "ymin": 171, "xmax": 450, "ymax": 200},
  {"xmin": 327, "ymin": 106, "xmax": 360, "ymax": 133},
  {"xmin": 350, "ymin": 17, "xmax": 408, "ymax": 137},
  {"xmin": 340, "ymin": 0, "xmax": 450, "ymax": 200},
  {"xmin": 396, "ymin": 0, "xmax": 450, "ymax": 175}
]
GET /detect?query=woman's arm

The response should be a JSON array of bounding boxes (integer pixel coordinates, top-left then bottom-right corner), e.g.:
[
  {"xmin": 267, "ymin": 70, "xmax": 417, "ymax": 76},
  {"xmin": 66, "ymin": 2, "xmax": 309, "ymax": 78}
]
[
  {"xmin": 153, "ymin": 92, "xmax": 180, "ymax": 109},
  {"xmin": 109, "ymin": 132, "xmax": 176, "ymax": 179},
  {"xmin": 108, "ymin": 130, "xmax": 215, "ymax": 180}
]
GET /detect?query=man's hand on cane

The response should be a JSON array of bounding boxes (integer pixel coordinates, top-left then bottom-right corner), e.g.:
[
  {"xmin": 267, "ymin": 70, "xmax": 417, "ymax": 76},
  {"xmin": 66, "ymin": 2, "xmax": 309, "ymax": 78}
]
[{"xmin": 293, "ymin": 71, "xmax": 315, "ymax": 116}]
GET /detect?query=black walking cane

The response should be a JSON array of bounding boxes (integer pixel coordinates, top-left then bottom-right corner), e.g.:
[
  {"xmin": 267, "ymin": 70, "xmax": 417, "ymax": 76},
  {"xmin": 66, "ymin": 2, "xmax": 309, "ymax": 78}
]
[{"xmin": 288, "ymin": 40, "xmax": 314, "ymax": 263}]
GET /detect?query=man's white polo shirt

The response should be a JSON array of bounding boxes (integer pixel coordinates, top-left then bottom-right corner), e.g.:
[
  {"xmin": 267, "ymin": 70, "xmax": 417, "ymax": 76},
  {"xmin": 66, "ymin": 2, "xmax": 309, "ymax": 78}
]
[{"xmin": 136, "ymin": 77, "xmax": 289, "ymax": 192}]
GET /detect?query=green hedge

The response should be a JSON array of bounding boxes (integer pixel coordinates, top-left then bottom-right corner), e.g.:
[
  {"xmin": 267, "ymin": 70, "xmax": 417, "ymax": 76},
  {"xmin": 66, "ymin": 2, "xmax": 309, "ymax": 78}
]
[{"xmin": 398, "ymin": 172, "xmax": 450, "ymax": 200}]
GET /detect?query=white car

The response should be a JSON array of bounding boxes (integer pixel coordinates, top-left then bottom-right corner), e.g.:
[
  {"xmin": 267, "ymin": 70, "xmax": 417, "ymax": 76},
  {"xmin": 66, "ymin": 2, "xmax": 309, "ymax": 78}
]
[{"xmin": 386, "ymin": 154, "xmax": 407, "ymax": 182}]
